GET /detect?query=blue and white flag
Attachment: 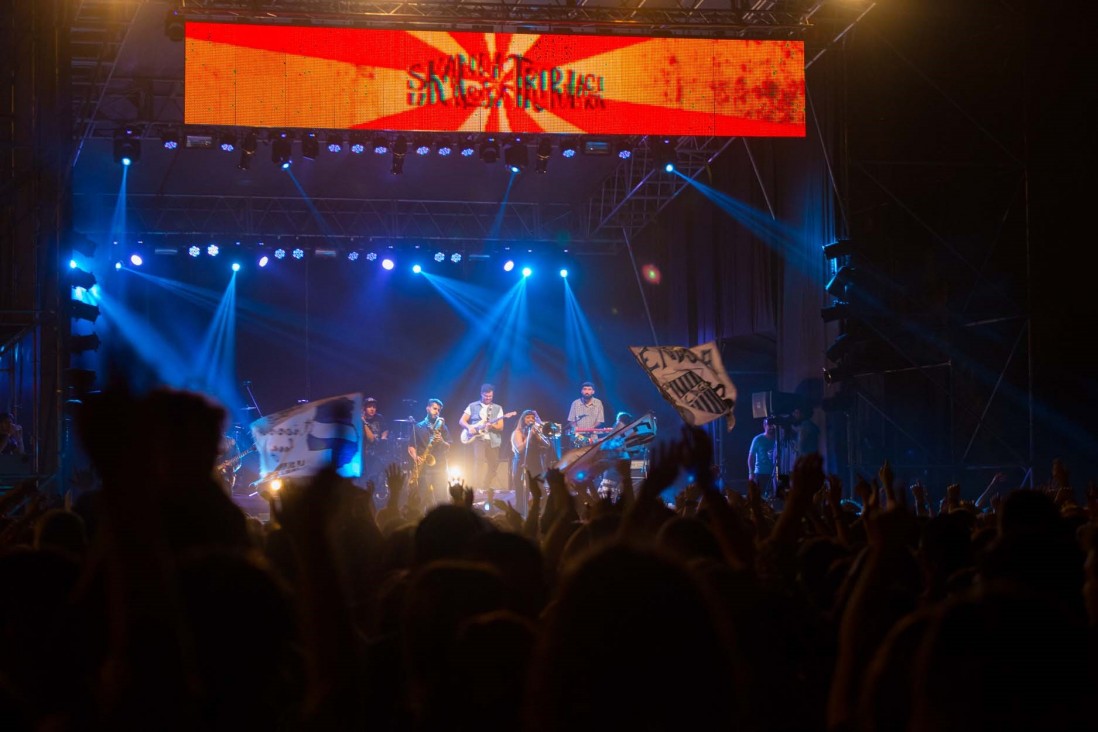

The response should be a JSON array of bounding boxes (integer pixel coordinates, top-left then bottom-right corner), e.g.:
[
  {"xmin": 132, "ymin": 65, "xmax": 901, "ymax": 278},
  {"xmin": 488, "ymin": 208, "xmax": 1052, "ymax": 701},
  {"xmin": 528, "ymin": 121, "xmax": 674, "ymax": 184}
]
[
  {"xmin": 630, "ymin": 342, "xmax": 737, "ymax": 430},
  {"xmin": 250, "ymin": 393, "xmax": 363, "ymax": 482}
]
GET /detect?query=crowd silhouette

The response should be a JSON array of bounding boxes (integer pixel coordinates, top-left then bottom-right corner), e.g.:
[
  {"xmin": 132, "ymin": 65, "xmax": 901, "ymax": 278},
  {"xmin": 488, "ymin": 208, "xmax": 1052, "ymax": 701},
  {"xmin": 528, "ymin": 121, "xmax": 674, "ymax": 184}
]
[{"xmin": 1, "ymin": 386, "xmax": 1095, "ymax": 730}]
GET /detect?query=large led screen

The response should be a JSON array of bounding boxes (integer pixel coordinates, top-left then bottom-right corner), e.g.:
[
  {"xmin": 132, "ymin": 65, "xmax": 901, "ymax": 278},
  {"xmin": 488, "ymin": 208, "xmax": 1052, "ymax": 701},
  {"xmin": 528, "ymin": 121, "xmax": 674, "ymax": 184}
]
[{"xmin": 185, "ymin": 22, "xmax": 805, "ymax": 137}]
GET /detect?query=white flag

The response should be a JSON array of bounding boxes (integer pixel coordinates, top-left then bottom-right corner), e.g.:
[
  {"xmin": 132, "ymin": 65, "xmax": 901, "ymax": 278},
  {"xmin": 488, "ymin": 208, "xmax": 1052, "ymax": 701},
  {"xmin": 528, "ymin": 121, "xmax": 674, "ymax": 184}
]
[
  {"xmin": 630, "ymin": 342, "xmax": 737, "ymax": 430},
  {"xmin": 250, "ymin": 393, "xmax": 363, "ymax": 483}
]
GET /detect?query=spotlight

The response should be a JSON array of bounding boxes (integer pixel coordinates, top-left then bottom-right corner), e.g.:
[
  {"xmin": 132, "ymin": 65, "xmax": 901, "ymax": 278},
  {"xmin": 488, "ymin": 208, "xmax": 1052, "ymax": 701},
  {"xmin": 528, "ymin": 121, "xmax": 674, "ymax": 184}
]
[
  {"xmin": 391, "ymin": 135, "xmax": 407, "ymax": 174},
  {"xmin": 504, "ymin": 141, "xmax": 528, "ymax": 173},
  {"xmin": 642, "ymin": 263, "xmax": 662, "ymax": 284},
  {"xmin": 274, "ymin": 248, "xmax": 286, "ymax": 259},
  {"xmin": 239, "ymin": 130, "xmax": 257, "ymax": 169},
  {"xmin": 434, "ymin": 251, "xmax": 445, "ymax": 262},
  {"xmin": 301, "ymin": 131, "xmax": 320, "ymax": 160},
  {"xmin": 372, "ymin": 135, "xmax": 389, "ymax": 155},
  {"xmin": 381, "ymin": 258, "xmax": 394, "ymax": 270},
  {"xmin": 188, "ymin": 245, "xmax": 201, "ymax": 257},
  {"xmin": 349, "ymin": 131, "xmax": 366, "ymax": 154},
  {"xmin": 450, "ymin": 252, "xmax": 461, "ymax": 263},
  {"xmin": 114, "ymin": 262, "xmax": 122, "ymax": 270},
  {"xmin": 347, "ymin": 251, "xmax": 359, "ymax": 261},
  {"xmin": 365, "ymin": 252, "xmax": 377, "ymax": 262},
  {"xmin": 71, "ymin": 301, "xmax": 100, "ymax": 324},
  {"xmin": 129, "ymin": 254, "xmax": 143, "ymax": 266},
  {"xmin": 436, "ymin": 136, "xmax": 453, "ymax": 156},
  {"xmin": 69, "ymin": 267, "xmax": 96, "ymax": 290},
  {"xmin": 207, "ymin": 244, "xmax": 219, "ymax": 256},
  {"xmin": 71, "ymin": 333, "xmax": 102, "ymax": 354},
  {"xmin": 164, "ymin": 6, "xmax": 185, "ymax": 42},
  {"xmin": 414, "ymin": 135, "xmax": 431, "ymax": 156},
  {"xmin": 522, "ymin": 266, "xmax": 532, "ymax": 277},
  {"xmin": 479, "ymin": 136, "xmax": 500, "ymax": 163},
  {"xmin": 535, "ymin": 137, "xmax": 552, "ymax": 173},
  {"xmin": 113, "ymin": 126, "xmax": 141, "ymax": 165},
  {"xmin": 258, "ymin": 255, "xmax": 269, "ymax": 267},
  {"xmin": 292, "ymin": 248, "xmax": 304, "ymax": 259},
  {"xmin": 161, "ymin": 129, "xmax": 180, "ymax": 150},
  {"xmin": 560, "ymin": 137, "xmax": 578, "ymax": 158},
  {"xmin": 232, "ymin": 262, "xmax": 241, "ymax": 272},
  {"xmin": 219, "ymin": 132, "xmax": 236, "ymax": 152},
  {"xmin": 326, "ymin": 133, "xmax": 344, "ymax": 154},
  {"xmin": 412, "ymin": 264, "xmax": 422, "ymax": 274},
  {"xmin": 459, "ymin": 135, "xmax": 476, "ymax": 157},
  {"xmin": 503, "ymin": 260, "xmax": 515, "ymax": 272},
  {"xmin": 271, "ymin": 130, "xmax": 292, "ymax": 167},
  {"xmin": 616, "ymin": 139, "xmax": 633, "ymax": 159},
  {"xmin": 652, "ymin": 137, "xmax": 678, "ymax": 172},
  {"xmin": 560, "ymin": 268, "xmax": 568, "ymax": 278}
]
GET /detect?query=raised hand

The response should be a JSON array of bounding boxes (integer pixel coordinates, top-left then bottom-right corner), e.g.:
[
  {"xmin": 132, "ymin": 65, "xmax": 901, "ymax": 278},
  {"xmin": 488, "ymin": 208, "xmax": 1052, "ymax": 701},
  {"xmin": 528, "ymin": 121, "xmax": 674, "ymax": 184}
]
[
  {"xmin": 681, "ymin": 425, "xmax": 714, "ymax": 487},
  {"xmin": 385, "ymin": 463, "xmax": 404, "ymax": 497}
]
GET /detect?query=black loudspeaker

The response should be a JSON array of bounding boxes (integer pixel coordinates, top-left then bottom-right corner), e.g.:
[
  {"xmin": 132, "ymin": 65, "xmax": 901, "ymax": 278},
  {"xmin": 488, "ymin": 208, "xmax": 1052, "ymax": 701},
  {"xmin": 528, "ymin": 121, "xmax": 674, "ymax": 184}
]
[{"xmin": 750, "ymin": 391, "xmax": 801, "ymax": 419}]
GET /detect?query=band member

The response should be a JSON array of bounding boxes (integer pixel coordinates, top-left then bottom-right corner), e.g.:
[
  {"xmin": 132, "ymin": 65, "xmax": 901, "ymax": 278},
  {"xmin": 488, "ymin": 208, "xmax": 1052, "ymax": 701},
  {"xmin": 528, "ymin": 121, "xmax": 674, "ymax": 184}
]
[
  {"xmin": 1, "ymin": 412, "xmax": 24, "ymax": 455},
  {"xmin": 566, "ymin": 381, "xmax": 605, "ymax": 447},
  {"xmin": 408, "ymin": 398, "xmax": 450, "ymax": 507},
  {"xmin": 459, "ymin": 383, "xmax": 507, "ymax": 491},
  {"xmin": 511, "ymin": 410, "xmax": 551, "ymax": 514},
  {"xmin": 747, "ymin": 417, "xmax": 778, "ymax": 496},
  {"xmin": 361, "ymin": 397, "xmax": 389, "ymax": 485}
]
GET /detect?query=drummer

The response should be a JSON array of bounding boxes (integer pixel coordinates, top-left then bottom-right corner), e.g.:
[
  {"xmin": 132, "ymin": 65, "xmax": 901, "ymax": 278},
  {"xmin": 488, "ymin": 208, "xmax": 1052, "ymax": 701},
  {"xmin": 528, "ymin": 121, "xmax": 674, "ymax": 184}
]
[{"xmin": 565, "ymin": 381, "xmax": 605, "ymax": 448}]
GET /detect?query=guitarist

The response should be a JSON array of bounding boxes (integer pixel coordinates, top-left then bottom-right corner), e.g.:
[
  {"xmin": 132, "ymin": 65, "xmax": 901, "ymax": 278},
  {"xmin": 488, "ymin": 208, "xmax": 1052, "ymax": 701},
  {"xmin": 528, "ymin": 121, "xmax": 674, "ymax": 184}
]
[{"xmin": 459, "ymin": 383, "xmax": 509, "ymax": 492}]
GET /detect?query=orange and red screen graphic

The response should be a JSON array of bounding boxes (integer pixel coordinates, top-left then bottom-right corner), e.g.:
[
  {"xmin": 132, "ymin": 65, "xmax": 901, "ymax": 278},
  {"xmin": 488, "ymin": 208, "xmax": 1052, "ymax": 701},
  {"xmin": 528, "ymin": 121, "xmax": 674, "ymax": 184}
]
[{"xmin": 185, "ymin": 22, "xmax": 805, "ymax": 137}]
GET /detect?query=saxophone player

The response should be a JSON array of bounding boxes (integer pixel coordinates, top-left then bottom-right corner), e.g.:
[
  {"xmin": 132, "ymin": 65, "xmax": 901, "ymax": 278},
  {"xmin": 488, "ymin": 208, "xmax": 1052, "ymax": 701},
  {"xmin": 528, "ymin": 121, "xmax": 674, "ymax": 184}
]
[{"xmin": 408, "ymin": 398, "xmax": 451, "ymax": 508}]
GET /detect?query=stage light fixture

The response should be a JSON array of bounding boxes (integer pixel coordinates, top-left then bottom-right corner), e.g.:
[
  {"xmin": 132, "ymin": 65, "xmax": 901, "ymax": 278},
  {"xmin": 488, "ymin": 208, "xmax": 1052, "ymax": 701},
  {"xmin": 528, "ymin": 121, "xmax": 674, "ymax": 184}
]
[
  {"xmin": 560, "ymin": 268, "xmax": 568, "ymax": 278},
  {"xmin": 113, "ymin": 126, "xmax": 141, "ymax": 166},
  {"xmin": 258, "ymin": 255, "xmax": 269, "ymax": 267},
  {"xmin": 326, "ymin": 133, "xmax": 344, "ymax": 154},
  {"xmin": 231, "ymin": 262, "xmax": 241, "ymax": 272},
  {"xmin": 271, "ymin": 131, "xmax": 292, "ymax": 167},
  {"xmin": 381, "ymin": 258, "xmax": 395, "ymax": 270},
  {"xmin": 161, "ymin": 129, "xmax": 180, "ymax": 149},
  {"xmin": 348, "ymin": 251, "xmax": 359, "ymax": 261},
  {"xmin": 437, "ymin": 136, "xmax": 453, "ymax": 156},
  {"xmin": 412, "ymin": 264, "xmax": 422, "ymax": 274},
  {"xmin": 114, "ymin": 262, "xmax": 122, "ymax": 270},
  {"xmin": 560, "ymin": 137, "xmax": 578, "ymax": 158},
  {"xmin": 274, "ymin": 248, "xmax": 286, "ymax": 259},
  {"xmin": 522, "ymin": 266, "xmax": 532, "ymax": 278},
  {"xmin": 414, "ymin": 135, "xmax": 431, "ymax": 155},
  {"xmin": 301, "ymin": 131, "xmax": 320, "ymax": 160},
  {"xmin": 391, "ymin": 135, "xmax": 407, "ymax": 174},
  {"xmin": 206, "ymin": 244, "xmax": 219, "ymax": 257},
  {"xmin": 366, "ymin": 252, "xmax": 378, "ymax": 262},
  {"xmin": 69, "ymin": 267, "xmax": 96, "ymax": 290},
  {"xmin": 504, "ymin": 141, "xmax": 528, "ymax": 173},
  {"xmin": 459, "ymin": 135, "xmax": 476, "ymax": 157},
  {"xmin": 372, "ymin": 135, "xmax": 389, "ymax": 155},
  {"xmin": 219, "ymin": 132, "xmax": 237, "ymax": 152},
  {"xmin": 535, "ymin": 138, "xmax": 552, "ymax": 173},
  {"xmin": 71, "ymin": 333, "xmax": 102, "ymax": 354},
  {"xmin": 503, "ymin": 260, "xmax": 515, "ymax": 272},
  {"xmin": 434, "ymin": 251, "xmax": 445, "ymax": 262},
  {"xmin": 164, "ymin": 6, "xmax": 185, "ymax": 42},
  {"xmin": 450, "ymin": 252, "xmax": 461, "ymax": 263},
  {"xmin": 480, "ymin": 136, "xmax": 500, "ymax": 163},
  {"xmin": 616, "ymin": 139, "xmax": 633, "ymax": 159},
  {"xmin": 188, "ymin": 246, "xmax": 201, "ymax": 257},
  {"xmin": 129, "ymin": 254, "xmax": 143, "ymax": 266},
  {"xmin": 652, "ymin": 137, "xmax": 678, "ymax": 172},
  {"xmin": 72, "ymin": 301, "xmax": 100, "ymax": 323},
  {"xmin": 349, "ymin": 132, "xmax": 366, "ymax": 154},
  {"xmin": 292, "ymin": 248, "xmax": 305, "ymax": 259}
]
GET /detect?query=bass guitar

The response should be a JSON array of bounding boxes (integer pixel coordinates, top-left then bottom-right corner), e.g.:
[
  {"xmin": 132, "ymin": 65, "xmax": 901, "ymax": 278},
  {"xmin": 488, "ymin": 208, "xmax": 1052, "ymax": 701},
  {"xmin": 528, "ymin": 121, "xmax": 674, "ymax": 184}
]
[{"xmin": 460, "ymin": 411, "xmax": 517, "ymax": 444}]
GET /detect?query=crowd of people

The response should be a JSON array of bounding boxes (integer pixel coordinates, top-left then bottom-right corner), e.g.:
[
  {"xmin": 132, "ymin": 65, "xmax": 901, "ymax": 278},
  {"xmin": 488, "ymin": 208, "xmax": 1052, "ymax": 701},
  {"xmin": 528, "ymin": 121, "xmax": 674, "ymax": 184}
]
[{"xmin": 1, "ymin": 385, "xmax": 1096, "ymax": 730}]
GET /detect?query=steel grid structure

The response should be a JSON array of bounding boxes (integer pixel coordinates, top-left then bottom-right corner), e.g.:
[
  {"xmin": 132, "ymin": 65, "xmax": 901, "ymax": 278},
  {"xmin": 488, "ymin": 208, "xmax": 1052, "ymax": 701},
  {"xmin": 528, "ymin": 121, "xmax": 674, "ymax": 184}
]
[{"xmin": 66, "ymin": 0, "xmax": 854, "ymax": 247}]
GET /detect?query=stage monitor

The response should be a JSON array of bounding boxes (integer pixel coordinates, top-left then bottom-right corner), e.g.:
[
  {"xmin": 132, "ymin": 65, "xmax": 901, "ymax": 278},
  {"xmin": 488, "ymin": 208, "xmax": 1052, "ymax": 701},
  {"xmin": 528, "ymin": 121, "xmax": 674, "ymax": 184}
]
[{"xmin": 184, "ymin": 22, "xmax": 805, "ymax": 137}]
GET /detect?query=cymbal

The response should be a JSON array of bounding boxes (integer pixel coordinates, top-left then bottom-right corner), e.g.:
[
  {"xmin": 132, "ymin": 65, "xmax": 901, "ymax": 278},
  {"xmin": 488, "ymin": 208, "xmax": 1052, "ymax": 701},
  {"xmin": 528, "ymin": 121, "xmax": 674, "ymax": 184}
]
[{"xmin": 240, "ymin": 406, "xmax": 258, "ymax": 411}]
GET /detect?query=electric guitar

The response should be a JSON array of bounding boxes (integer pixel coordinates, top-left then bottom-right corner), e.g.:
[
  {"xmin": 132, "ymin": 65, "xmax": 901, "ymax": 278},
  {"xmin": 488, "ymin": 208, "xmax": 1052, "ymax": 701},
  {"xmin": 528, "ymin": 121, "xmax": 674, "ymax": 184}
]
[
  {"xmin": 216, "ymin": 445, "xmax": 256, "ymax": 474},
  {"xmin": 460, "ymin": 411, "xmax": 517, "ymax": 444}
]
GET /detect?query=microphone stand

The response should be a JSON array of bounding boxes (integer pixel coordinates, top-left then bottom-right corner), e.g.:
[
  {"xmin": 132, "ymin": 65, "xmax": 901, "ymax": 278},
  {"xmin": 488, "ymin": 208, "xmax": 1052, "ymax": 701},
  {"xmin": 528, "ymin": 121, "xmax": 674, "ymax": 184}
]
[{"xmin": 243, "ymin": 380, "xmax": 264, "ymax": 418}]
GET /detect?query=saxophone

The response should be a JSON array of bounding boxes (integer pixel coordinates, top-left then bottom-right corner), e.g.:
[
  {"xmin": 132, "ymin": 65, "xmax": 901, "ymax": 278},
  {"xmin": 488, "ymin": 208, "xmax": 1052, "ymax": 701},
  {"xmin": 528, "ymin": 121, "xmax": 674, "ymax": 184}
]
[{"xmin": 410, "ymin": 417, "xmax": 443, "ymax": 484}]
